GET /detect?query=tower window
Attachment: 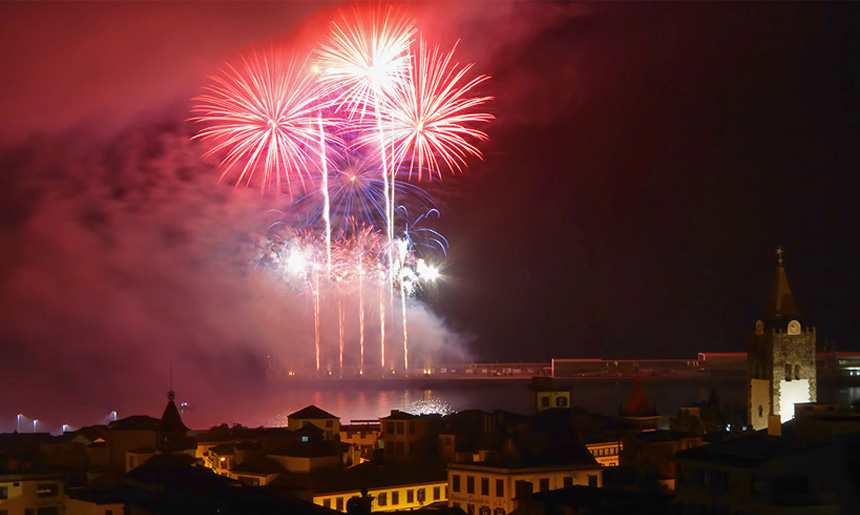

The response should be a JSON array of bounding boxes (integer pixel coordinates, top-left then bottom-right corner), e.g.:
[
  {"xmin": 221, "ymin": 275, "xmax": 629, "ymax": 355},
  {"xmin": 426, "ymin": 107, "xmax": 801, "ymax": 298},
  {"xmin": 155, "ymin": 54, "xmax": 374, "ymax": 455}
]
[
  {"xmin": 758, "ymin": 405, "xmax": 763, "ymax": 418},
  {"xmin": 795, "ymin": 364, "xmax": 800, "ymax": 380},
  {"xmin": 785, "ymin": 364, "xmax": 792, "ymax": 381}
]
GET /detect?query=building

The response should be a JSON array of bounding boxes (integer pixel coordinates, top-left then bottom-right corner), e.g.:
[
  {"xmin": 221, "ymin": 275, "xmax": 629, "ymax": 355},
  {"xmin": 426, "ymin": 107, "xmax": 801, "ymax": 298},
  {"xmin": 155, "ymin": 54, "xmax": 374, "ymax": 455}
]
[
  {"xmin": 528, "ymin": 378, "xmax": 570, "ymax": 414},
  {"xmin": 674, "ymin": 433, "xmax": 860, "ymax": 513},
  {"xmin": 312, "ymin": 461, "xmax": 448, "ymax": 513},
  {"xmin": 447, "ymin": 462, "xmax": 602, "ymax": 515},
  {"xmin": 289, "ymin": 406, "xmax": 341, "ymax": 440},
  {"xmin": 747, "ymin": 249, "xmax": 817, "ymax": 430},
  {"xmin": 0, "ymin": 470, "xmax": 65, "ymax": 515},
  {"xmin": 340, "ymin": 421, "xmax": 381, "ymax": 467},
  {"xmin": 619, "ymin": 377, "xmax": 659, "ymax": 431},
  {"xmin": 380, "ymin": 411, "xmax": 438, "ymax": 463}
]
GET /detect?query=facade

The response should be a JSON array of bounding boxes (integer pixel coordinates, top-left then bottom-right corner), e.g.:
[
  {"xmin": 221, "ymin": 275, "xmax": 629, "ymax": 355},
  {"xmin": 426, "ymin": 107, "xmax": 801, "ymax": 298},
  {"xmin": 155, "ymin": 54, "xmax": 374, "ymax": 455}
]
[
  {"xmin": 315, "ymin": 479, "xmax": 447, "ymax": 513},
  {"xmin": 528, "ymin": 378, "xmax": 571, "ymax": 413},
  {"xmin": 747, "ymin": 251, "xmax": 817, "ymax": 430},
  {"xmin": 380, "ymin": 410, "xmax": 437, "ymax": 462},
  {"xmin": 0, "ymin": 471, "xmax": 64, "ymax": 515},
  {"xmin": 288, "ymin": 405, "xmax": 341, "ymax": 440},
  {"xmin": 583, "ymin": 440, "xmax": 622, "ymax": 468},
  {"xmin": 447, "ymin": 462, "xmax": 603, "ymax": 515}
]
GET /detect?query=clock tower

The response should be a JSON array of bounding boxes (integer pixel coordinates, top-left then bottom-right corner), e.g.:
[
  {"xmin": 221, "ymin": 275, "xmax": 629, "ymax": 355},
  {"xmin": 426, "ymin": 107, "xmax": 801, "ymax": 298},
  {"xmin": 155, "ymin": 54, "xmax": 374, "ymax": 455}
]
[{"xmin": 747, "ymin": 248, "xmax": 817, "ymax": 430}]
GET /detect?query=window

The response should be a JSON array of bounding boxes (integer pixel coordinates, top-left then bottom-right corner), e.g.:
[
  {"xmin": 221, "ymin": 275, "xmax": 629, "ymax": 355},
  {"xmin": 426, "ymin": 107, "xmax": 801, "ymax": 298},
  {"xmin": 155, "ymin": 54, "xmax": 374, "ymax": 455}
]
[
  {"xmin": 467, "ymin": 476, "xmax": 475, "ymax": 494},
  {"xmin": 785, "ymin": 364, "xmax": 792, "ymax": 381},
  {"xmin": 539, "ymin": 478, "xmax": 549, "ymax": 492},
  {"xmin": 496, "ymin": 479, "xmax": 504, "ymax": 497},
  {"xmin": 556, "ymin": 396, "xmax": 568, "ymax": 407},
  {"xmin": 37, "ymin": 510, "xmax": 58, "ymax": 515},
  {"xmin": 324, "ymin": 499, "xmax": 332, "ymax": 508},
  {"xmin": 409, "ymin": 421, "xmax": 416, "ymax": 433},
  {"xmin": 453, "ymin": 502, "xmax": 461, "ymax": 510},
  {"xmin": 386, "ymin": 422, "xmax": 394, "ymax": 434},
  {"xmin": 0, "ymin": 486, "xmax": 6, "ymax": 500},
  {"xmin": 377, "ymin": 493, "xmax": 387, "ymax": 506},
  {"xmin": 407, "ymin": 489, "xmax": 414, "ymax": 503},
  {"xmin": 37, "ymin": 483, "xmax": 58, "ymax": 498},
  {"xmin": 480, "ymin": 507, "xmax": 491, "ymax": 515},
  {"xmin": 326, "ymin": 420, "xmax": 333, "ymax": 428},
  {"xmin": 417, "ymin": 488, "xmax": 426, "ymax": 503},
  {"xmin": 758, "ymin": 405, "xmax": 763, "ymax": 418},
  {"xmin": 106, "ymin": 511, "xmax": 113, "ymax": 515},
  {"xmin": 396, "ymin": 422, "xmax": 405, "ymax": 435},
  {"xmin": 795, "ymin": 364, "xmax": 800, "ymax": 380},
  {"xmin": 495, "ymin": 509, "xmax": 506, "ymax": 515},
  {"xmin": 392, "ymin": 491, "xmax": 400, "ymax": 505},
  {"xmin": 563, "ymin": 477, "xmax": 573, "ymax": 488},
  {"xmin": 433, "ymin": 486, "xmax": 441, "ymax": 500},
  {"xmin": 588, "ymin": 475, "xmax": 598, "ymax": 487},
  {"xmin": 481, "ymin": 477, "xmax": 489, "ymax": 496},
  {"xmin": 25, "ymin": 510, "xmax": 34, "ymax": 515},
  {"xmin": 302, "ymin": 436, "xmax": 309, "ymax": 443},
  {"xmin": 395, "ymin": 441, "xmax": 405, "ymax": 454},
  {"xmin": 453, "ymin": 474, "xmax": 461, "ymax": 492},
  {"xmin": 541, "ymin": 397, "xmax": 550, "ymax": 408},
  {"xmin": 336, "ymin": 497, "xmax": 344, "ymax": 511},
  {"xmin": 467, "ymin": 504, "xmax": 475, "ymax": 515}
]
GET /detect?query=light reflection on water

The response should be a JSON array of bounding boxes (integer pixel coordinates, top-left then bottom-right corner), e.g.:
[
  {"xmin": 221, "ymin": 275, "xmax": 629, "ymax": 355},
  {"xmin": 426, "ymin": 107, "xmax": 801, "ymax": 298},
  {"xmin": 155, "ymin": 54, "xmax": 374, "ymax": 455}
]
[
  {"xmin": 182, "ymin": 378, "xmax": 759, "ymax": 429},
  {"xmin": 16, "ymin": 378, "xmax": 858, "ymax": 433}
]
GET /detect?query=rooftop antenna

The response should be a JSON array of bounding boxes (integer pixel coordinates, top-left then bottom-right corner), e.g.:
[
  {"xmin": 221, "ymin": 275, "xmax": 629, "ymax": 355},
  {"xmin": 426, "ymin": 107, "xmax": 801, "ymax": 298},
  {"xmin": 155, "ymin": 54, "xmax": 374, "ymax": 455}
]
[{"xmin": 168, "ymin": 361, "xmax": 175, "ymax": 402}]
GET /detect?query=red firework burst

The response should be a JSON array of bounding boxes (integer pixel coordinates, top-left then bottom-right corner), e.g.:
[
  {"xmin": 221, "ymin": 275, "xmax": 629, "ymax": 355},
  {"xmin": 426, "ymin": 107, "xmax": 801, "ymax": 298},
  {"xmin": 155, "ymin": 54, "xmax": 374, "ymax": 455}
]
[
  {"xmin": 315, "ymin": 6, "xmax": 416, "ymax": 119},
  {"xmin": 191, "ymin": 50, "xmax": 323, "ymax": 195},
  {"xmin": 383, "ymin": 39, "xmax": 494, "ymax": 181}
]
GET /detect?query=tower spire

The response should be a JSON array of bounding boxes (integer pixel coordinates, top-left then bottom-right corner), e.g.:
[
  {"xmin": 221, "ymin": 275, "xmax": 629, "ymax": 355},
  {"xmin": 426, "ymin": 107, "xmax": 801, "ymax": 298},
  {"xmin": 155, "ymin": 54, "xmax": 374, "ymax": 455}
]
[
  {"xmin": 776, "ymin": 246, "xmax": 784, "ymax": 266},
  {"xmin": 168, "ymin": 362, "xmax": 175, "ymax": 402}
]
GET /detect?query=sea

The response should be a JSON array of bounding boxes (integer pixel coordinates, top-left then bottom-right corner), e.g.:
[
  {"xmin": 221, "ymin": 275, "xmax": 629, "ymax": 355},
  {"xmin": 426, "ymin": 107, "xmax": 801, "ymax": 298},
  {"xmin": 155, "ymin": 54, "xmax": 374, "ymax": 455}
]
[{"xmin": 7, "ymin": 377, "xmax": 860, "ymax": 434}]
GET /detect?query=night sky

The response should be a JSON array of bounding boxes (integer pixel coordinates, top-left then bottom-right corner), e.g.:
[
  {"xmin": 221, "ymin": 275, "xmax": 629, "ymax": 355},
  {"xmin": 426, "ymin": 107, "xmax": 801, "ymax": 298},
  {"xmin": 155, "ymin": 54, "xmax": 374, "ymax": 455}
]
[{"xmin": 1, "ymin": 3, "xmax": 858, "ymax": 418}]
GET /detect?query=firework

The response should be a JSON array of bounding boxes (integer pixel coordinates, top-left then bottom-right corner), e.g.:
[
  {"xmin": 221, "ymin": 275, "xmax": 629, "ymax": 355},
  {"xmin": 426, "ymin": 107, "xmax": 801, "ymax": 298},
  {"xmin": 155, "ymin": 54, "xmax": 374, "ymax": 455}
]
[
  {"xmin": 290, "ymin": 141, "xmax": 436, "ymax": 232},
  {"xmin": 382, "ymin": 39, "xmax": 494, "ymax": 182},
  {"xmin": 315, "ymin": 6, "xmax": 416, "ymax": 119},
  {"xmin": 192, "ymin": 51, "xmax": 324, "ymax": 195}
]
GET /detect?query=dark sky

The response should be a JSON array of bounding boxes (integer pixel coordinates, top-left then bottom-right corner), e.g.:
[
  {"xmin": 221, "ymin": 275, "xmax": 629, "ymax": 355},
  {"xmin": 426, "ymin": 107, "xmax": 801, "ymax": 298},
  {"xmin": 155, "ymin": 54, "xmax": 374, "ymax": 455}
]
[{"xmin": 1, "ymin": 2, "xmax": 859, "ymax": 421}]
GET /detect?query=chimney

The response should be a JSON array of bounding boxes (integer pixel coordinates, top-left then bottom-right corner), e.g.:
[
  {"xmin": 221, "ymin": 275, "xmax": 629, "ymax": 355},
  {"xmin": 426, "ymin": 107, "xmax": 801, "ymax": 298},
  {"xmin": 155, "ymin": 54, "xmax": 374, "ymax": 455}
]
[
  {"xmin": 513, "ymin": 480, "xmax": 534, "ymax": 510},
  {"xmin": 768, "ymin": 415, "xmax": 782, "ymax": 436}
]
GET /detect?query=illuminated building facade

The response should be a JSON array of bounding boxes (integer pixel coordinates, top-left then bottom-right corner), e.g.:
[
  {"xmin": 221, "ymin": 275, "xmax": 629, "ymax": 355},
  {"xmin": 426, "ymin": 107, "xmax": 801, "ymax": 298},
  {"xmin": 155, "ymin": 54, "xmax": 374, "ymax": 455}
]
[{"xmin": 747, "ymin": 250, "xmax": 817, "ymax": 430}]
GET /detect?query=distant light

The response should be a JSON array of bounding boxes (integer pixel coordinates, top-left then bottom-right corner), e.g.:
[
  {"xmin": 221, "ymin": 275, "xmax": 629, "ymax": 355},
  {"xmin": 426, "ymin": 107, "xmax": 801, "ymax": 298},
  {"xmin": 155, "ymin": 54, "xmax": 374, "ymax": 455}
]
[{"xmin": 220, "ymin": 457, "xmax": 226, "ymax": 462}]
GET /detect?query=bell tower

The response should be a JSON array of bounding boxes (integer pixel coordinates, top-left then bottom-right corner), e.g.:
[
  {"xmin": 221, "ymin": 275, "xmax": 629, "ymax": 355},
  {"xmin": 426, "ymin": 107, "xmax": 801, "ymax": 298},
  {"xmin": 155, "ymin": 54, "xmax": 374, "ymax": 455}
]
[{"xmin": 747, "ymin": 248, "xmax": 817, "ymax": 430}]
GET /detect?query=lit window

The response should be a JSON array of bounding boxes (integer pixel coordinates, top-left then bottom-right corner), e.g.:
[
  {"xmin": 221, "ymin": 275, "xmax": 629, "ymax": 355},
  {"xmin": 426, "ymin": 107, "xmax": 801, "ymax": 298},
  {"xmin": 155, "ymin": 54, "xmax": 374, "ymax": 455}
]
[{"xmin": 36, "ymin": 484, "xmax": 58, "ymax": 498}]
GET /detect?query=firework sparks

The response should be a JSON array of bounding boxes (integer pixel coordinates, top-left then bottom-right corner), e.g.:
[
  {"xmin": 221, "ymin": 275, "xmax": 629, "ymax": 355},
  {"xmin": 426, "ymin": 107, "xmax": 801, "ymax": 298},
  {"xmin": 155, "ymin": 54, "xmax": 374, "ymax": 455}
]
[
  {"xmin": 192, "ymin": 51, "xmax": 323, "ymax": 195},
  {"xmin": 382, "ymin": 39, "xmax": 494, "ymax": 182},
  {"xmin": 315, "ymin": 6, "xmax": 416, "ymax": 119}
]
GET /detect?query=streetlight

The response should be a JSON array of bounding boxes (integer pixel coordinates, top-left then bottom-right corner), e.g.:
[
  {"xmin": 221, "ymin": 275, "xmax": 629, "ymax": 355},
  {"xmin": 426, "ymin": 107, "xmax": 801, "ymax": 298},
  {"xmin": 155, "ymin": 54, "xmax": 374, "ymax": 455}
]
[
  {"xmin": 17, "ymin": 414, "xmax": 21, "ymax": 433},
  {"xmin": 33, "ymin": 419, "xmax": 38, "ymax": 433}
]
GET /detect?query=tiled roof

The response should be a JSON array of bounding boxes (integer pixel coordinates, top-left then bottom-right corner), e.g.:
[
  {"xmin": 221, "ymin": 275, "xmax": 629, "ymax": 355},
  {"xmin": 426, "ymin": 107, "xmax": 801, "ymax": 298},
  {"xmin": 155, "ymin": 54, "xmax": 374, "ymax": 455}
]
[{"xmin": 289, "ymin": 405, "xmax": 338, "ymax": 420}]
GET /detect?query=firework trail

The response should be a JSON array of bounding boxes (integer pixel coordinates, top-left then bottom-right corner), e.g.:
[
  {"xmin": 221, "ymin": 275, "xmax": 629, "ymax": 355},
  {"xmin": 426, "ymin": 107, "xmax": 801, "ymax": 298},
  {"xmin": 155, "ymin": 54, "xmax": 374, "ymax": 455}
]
[
  {"xmin": 317, "ymin": 6, "xmax": 416, "ymax": 254},
  {"xmin": 192, "ymin": 51, "xmax": 323, "ymax": 195},
  {"xmin": 193, "ymin": 8, "xmax": 491, "ymax": 376},
  {"xmin": 380, "ymin": 39, "xmax": 494, "ymax": 181}
]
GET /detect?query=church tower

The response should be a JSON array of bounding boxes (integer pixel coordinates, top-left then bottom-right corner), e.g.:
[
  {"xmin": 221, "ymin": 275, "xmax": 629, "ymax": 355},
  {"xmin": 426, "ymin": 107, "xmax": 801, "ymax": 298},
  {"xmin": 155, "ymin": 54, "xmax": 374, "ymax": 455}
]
[{"xmin": 747, "ymin": 248, "xmax": 817, "ymax": 430}]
